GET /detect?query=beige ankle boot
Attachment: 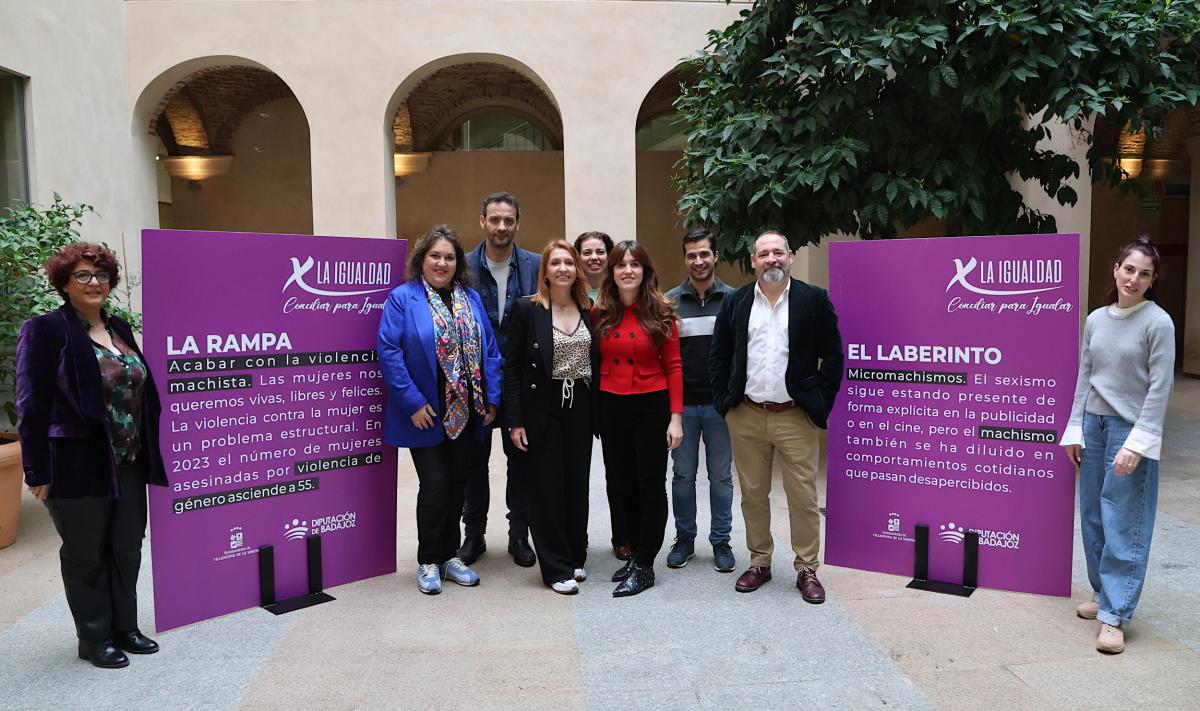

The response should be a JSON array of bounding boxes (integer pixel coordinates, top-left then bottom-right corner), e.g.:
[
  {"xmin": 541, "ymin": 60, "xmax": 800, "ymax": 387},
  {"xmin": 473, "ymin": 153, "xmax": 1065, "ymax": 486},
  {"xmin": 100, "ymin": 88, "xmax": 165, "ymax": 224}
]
[{"xmin": 1097, "ymin": 623, "xmax": 1125, "ymax": 654}]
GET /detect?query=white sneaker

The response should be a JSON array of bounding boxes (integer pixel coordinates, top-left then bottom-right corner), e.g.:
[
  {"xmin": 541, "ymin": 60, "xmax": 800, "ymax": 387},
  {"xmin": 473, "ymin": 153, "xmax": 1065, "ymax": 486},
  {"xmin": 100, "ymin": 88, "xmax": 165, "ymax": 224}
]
[
  {"xmin": 551, "ymin": 579, "xmax": 579, "ymax": 595},
  {"xmin": 1097, "ymin": 623, "xmax": 1125, "ymax": 654},
  {"xmin": 573, "ymin": 568, "xmax": 587, "ymax": 582},
  {"xmin": 1076, "ymin": 600, "xmax": 1099, "ymax": 619}
]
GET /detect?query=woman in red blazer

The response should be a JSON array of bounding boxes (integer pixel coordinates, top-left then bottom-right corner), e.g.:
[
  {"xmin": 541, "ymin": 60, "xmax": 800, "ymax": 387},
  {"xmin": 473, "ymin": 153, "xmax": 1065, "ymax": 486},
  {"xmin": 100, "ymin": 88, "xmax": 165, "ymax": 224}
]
[{"xmin": 592, "ymin": 240, "xmax": 682, "ymax": 597}]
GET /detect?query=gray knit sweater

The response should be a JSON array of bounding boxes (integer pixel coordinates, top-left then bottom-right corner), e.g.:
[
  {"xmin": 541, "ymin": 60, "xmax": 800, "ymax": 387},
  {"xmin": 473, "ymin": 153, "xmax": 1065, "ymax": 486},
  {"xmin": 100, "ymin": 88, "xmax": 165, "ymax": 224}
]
[{"xmin": 1061, "ymin": 301, "xmax": 1175, "ymax": 460}]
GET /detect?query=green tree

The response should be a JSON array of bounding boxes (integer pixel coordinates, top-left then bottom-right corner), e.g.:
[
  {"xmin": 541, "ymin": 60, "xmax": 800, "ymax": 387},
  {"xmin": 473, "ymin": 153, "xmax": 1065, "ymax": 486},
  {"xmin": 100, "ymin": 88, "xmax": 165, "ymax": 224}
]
[{"xmin": 675, "ymin": 0, "xmax": 1200, "ymax": 266}]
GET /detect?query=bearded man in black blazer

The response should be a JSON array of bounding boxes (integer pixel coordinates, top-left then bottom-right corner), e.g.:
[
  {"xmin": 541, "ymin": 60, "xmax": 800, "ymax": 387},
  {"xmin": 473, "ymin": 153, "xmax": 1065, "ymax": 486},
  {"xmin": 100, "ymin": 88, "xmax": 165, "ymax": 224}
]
[{"xmin": 710, "ymin": 231, "xmax": 843, "ymax": 603}]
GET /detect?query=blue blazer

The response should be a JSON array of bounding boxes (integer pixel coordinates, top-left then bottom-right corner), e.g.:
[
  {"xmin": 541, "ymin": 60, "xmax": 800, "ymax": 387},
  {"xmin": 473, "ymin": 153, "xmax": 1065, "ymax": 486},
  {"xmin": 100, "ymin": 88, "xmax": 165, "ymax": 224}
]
[{"xmin": 376, "ymin": 279, "xmax": 502, "ymax": 448}]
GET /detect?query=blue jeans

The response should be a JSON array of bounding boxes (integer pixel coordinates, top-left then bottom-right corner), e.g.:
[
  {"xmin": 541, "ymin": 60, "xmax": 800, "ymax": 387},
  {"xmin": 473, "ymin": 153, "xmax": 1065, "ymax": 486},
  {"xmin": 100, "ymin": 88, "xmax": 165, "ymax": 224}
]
[
  {"xmin": 670, "ymin": 403, "xmax": 734, "ymax": 545},
  {"xmin": 1080, "ymin": 412, "xmax": 1160, "ymax": 627}
]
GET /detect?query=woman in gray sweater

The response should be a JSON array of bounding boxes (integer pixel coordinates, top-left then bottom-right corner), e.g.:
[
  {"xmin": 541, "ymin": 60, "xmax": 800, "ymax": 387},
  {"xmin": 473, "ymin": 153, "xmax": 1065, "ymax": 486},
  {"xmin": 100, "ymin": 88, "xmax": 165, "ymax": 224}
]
[{"xmin": 1061, "ymin": 236, "xmax": 1175, "ymax": 655}]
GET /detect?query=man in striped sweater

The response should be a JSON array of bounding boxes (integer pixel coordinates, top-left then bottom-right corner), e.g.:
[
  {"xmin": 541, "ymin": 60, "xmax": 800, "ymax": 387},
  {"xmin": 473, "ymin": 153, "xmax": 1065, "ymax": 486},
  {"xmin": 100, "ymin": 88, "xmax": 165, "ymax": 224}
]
[{"xmin": 664, "ymin": 229, "xmax": 738, "ymax": 573}]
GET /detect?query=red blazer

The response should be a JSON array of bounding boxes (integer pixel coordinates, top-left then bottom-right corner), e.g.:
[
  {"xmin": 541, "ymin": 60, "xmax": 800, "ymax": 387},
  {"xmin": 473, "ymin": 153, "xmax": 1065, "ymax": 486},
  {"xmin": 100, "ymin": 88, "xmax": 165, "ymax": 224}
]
[{"xmin": 595, "ymin": 304, "xmax": 683, "ymax": 412}]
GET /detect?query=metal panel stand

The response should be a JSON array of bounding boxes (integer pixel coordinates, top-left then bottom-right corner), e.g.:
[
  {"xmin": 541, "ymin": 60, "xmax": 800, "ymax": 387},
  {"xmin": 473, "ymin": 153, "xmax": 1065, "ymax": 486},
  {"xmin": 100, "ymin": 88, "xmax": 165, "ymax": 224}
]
[
  {"xmin": 259, "ymin": 535, "xmax": 335, "ymax": 615},
  {"xmin": 906, "ymin": 523, "xmax": 978, "ymax": 597}
]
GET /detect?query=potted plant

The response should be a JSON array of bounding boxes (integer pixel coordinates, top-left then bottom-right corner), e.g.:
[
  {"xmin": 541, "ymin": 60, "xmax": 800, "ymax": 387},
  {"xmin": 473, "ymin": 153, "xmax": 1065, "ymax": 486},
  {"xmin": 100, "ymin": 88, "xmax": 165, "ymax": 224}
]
[{"xmin": 0, "ymin": 194, "xmax": 140, "ymax": 548}]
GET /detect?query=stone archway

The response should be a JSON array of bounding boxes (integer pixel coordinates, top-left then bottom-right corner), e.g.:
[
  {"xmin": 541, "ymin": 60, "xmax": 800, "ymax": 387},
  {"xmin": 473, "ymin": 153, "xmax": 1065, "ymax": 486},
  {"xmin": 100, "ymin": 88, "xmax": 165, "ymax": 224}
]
[
  {"xmin": 136, "ymin": 59, "xmax": 313, "ymax": 234},
  {"xmin": 386, "ymin": 56, "xmax": 565, "ymax": 249}
]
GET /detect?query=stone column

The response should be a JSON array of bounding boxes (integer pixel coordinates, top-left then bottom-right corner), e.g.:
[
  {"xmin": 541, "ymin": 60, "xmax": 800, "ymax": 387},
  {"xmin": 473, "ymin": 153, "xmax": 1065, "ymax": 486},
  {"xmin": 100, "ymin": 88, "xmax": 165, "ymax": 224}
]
[
  {"xmin": 561, "ymin": 102, "xmax": 638, "ymax": 243},
  {"xmin": 307, "ymin": 107, "xmax": 396, "ymax": 239},
  {"xmin": 1010, "ymin": 115, "xmax": 1095, "ymax": 322}
]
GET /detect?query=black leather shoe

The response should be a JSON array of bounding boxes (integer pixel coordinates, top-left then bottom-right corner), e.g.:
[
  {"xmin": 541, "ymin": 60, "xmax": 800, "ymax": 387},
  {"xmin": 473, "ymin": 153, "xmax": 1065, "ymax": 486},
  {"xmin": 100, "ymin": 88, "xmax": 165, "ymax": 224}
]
[
  {"xmin": 114, "ymin": 629, "xmax": 159, "ymax": 654},
  {"xmin": 508, "ymin": 536, "xmax": 536, "ymax": 567},
  {"xmin": 78, "ymin": 640, "xmax": 130, "ymax": 669},
  {"xmin": 612, "ymin": 564, "xmax": 655, "ymax": 597},
  {"xmin": 458, "ymin": 534, "xmax": 486, "ymax": 565}
]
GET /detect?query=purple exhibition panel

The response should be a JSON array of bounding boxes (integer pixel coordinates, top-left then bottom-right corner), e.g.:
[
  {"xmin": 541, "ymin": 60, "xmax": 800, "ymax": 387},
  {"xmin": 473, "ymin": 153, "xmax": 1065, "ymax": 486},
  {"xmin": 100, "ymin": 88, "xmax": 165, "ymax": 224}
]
[
  {"xmin": 825, "ymin": 234, "xmax": 1079, "ymax": 596},
  {"xmin": 143, "ymin": 230, "xmax": 406, "ymax": 630}
]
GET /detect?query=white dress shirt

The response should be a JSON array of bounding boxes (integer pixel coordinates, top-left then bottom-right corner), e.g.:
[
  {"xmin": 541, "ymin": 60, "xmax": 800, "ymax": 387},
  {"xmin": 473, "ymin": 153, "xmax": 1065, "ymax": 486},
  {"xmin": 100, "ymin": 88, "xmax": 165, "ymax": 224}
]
[{"xmin": 745, "ymin": 280, "xmax": 792, "ymax": 403}]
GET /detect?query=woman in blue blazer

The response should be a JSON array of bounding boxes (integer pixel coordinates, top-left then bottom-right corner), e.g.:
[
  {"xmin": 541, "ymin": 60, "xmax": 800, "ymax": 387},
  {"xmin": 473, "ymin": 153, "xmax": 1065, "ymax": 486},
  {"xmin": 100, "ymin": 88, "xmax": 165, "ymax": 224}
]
[
  {"xmin": 17, "ymin": 242, "xmax": 166, "ymax": 669},
  {"xmin": 377, "ymin": 225, "xmax": 502, "ymax": 595}
]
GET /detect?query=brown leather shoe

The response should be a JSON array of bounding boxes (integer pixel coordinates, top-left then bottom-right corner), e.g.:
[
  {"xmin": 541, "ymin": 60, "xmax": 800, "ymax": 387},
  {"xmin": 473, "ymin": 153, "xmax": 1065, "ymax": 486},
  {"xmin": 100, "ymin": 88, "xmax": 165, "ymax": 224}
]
[
  {"xmin": 797, "ymin": 567, "xmax": 825, "ymax": 604},
  {"xmin": 613, "ymin": 544, "xmax": 633, "ymax": 561},
  {"xmin": 735, "ymin": 565, "xmax": 772, "ymax": 593}
]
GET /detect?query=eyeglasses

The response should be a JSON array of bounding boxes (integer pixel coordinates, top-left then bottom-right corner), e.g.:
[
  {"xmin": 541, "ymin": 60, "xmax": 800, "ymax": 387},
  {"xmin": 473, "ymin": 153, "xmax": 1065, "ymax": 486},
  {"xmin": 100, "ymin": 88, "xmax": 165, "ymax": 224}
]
[{"xmin": 72, "ymin": 271, "xmax": 111, "ymax": 285}]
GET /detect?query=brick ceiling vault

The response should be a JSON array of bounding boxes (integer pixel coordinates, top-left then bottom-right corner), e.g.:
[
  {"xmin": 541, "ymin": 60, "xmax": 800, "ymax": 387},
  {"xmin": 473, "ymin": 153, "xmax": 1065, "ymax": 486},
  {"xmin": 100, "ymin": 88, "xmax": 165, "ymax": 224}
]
[
  {"xmin": 636, "ymin": 67, "xmax": 697, "ymax": 128},
  {"xmin": 149, "ymin": 66, "xmax": 297, "ymax": 156},
  {"xmin": 395, "ymin": 62, "xmax": 563, "ymax": 152}
]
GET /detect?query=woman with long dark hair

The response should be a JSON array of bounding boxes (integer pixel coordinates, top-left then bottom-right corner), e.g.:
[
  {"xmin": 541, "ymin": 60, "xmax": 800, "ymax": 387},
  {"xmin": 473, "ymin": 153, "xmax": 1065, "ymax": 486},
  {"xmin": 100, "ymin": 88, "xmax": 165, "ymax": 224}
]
[
  {"xmin": 504, "ymin": 240, "xmax": 599, "ymax": 594},
  {"xmin": 593, "ymin": 240, "xmax": 683, "ymax": 597},
  {"xmin": 17, "ymin": 242, "xmax": 167, "ymax": 668},
  {"xmin": 1061, "ymin": 235, "xmax": 1175, "ymax": 654},
  {"xmin": 377, "ymin": 225, "xmax": 502, "ymax": 595}
]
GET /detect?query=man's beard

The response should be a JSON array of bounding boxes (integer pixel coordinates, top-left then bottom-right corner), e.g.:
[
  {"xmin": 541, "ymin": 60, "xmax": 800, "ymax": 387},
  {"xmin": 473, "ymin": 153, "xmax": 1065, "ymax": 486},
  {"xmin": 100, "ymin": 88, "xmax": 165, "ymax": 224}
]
[{"xmin": 760, "ymin": 266, "xmax": 787, "ymax": 284}]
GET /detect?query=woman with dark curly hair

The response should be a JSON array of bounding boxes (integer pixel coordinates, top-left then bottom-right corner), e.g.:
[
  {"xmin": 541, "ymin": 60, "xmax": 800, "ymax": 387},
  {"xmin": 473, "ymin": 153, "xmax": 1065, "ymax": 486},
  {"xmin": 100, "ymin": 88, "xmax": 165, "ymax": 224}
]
[
  {"xmin": 377, "ymin": 226, "xmax": 502, "ymax": 595},
  {"xmin": 592, "ymin": 240, "xmax": 682, "ymax": 597},
  {"xmin": 16, "ymin": 242, "xmax": 167, "ymax": 668}
]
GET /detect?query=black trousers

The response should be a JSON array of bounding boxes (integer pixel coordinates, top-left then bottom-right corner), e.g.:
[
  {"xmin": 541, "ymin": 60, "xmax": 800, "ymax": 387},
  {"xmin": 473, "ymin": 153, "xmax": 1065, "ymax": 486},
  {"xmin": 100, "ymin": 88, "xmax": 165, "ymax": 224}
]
[
  {"xmin": 599, "ymin": 390, "xmax": 670, "ymax": 567},
  {"xmin": 462, "ymin": 418, "xmax": 530, "ymax": 539},
  {"xmin": 410, "ymin": 428, "xmax": 482, "ymax": 565},
  {"xmin": 524, "ymin": 380, "xmax": 592, "ymax": 585},
  {"xmin": 44, "ymin": 460, "xmax": 148, "ymax": 643}
]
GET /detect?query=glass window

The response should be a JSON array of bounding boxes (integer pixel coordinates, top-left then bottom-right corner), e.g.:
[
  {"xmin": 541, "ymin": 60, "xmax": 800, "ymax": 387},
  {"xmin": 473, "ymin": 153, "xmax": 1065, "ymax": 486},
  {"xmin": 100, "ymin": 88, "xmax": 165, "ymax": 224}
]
[
  {"xmin": 0, "ymin": 69, "xmax": 29, "ymax": 209},
  {"xmin": 439, "ymin": 111, "xmax": 552, "ymax": 151}
]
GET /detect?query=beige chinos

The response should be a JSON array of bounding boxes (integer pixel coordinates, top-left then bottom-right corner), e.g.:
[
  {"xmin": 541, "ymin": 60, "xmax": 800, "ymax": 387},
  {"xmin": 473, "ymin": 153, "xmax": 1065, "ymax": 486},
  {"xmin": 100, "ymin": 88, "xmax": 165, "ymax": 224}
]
[{"xmin": 726, "ymin": 403, "xmax": 821, "ymax": 571}]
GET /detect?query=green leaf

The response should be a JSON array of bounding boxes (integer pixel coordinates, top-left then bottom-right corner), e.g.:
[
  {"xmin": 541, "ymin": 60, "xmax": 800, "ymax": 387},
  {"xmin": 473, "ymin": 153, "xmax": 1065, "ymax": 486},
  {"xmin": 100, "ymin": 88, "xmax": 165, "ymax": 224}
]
[{"xmin": 941, "ymin": 65, "xmax": 959, "ymax": 89}]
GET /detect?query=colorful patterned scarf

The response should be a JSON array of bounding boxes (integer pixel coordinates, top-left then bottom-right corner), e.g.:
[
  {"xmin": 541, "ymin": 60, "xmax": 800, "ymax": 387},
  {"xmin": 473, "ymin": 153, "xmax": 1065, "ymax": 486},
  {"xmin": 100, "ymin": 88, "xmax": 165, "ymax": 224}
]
[{"xmin": 424, "ymin": 279, "xmax": 486, "ymax": 439}]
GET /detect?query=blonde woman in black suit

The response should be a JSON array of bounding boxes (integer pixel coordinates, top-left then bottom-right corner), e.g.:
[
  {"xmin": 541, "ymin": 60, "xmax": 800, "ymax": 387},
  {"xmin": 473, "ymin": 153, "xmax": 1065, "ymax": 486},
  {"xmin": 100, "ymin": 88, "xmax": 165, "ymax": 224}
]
[{"xmin": 503, "ymin": 240, "xmax": 599, "ymax": 594}]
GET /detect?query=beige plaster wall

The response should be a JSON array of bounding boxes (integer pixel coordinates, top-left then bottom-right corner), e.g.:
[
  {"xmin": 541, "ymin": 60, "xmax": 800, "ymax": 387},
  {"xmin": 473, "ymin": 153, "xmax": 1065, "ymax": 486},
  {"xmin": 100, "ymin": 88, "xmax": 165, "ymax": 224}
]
[
  {"xmin": 0, "ymin": 0, "xmax": 157, "ymax": 310},
  {"xmin": 123, "ymin": 0, "xmax": 742, "ymax": 243},
  {"xmin": 168, "ymin": 98, "xmax": 314, "ymax": 235},
  {"xmin": 394, "ymin": 151, "xmax": 565, "ymax": 252}
]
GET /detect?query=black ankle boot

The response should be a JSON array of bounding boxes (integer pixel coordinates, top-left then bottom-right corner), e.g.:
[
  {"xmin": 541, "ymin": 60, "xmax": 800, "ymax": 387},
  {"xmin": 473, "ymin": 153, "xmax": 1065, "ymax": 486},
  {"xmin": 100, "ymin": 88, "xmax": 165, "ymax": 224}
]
[
  {"xmin": 78, "ymin": 639, "xmax": 130, "ymax": 669},
  {"xmin": 458, "ymin": 534, "xmax": 486, "ymax": 565},
  {"xmin": 610, "ymin": 558, "xmax": 635, "ymax": 582},
  {"xmin": 613, "ymin": 563, "xmax": 655, "ymax": 597},
  {"xmin": 508, "ymin": 536, "xmax": 536, "ymax": 567}
]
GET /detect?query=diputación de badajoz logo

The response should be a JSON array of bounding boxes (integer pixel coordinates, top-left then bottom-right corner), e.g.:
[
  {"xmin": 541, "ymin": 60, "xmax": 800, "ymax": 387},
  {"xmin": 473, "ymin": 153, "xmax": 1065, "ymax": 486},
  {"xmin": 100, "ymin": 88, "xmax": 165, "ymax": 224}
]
[
  {"xmin": 939, "ymin": 521, "xmax": 1022, "ymax": 550},
  {"xmin": 944, "ymin": 256, "xmax": 1071, "ymax": 317}
]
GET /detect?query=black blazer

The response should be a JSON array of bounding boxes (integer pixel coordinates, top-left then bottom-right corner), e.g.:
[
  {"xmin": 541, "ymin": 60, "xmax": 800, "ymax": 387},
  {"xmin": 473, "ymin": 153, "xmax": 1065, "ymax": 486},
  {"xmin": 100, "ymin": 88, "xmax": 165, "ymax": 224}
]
[
  {"xmin": 709, "ymin": 278, "xmax": 844, "ymax": 428},
  {"xmin": 16, "ymin": 304, "xmax": 167, "ymax": 498},
  {"xmin": 502, "ymin": 296, "xmax": 601, "ymax": 436}
]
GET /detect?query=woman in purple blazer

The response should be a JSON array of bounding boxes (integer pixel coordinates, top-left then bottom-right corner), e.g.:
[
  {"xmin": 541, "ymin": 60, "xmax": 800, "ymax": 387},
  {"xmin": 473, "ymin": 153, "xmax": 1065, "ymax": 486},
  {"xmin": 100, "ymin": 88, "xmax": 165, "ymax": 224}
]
[
  {"xmin": 377, "ymin": 226, "xmax": 502, "ymax": 595},
  {"xmin": 16, "ymin": 242, "xmax": 167, "ymax": 669}
]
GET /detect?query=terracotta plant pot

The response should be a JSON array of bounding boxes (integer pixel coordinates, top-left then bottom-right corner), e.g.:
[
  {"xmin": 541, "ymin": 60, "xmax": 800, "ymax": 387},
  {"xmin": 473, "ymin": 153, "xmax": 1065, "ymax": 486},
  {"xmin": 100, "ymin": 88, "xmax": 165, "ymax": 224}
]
[{"xmin": 0, "ymin": 438, "xmax": 22, "ymax": 549}]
